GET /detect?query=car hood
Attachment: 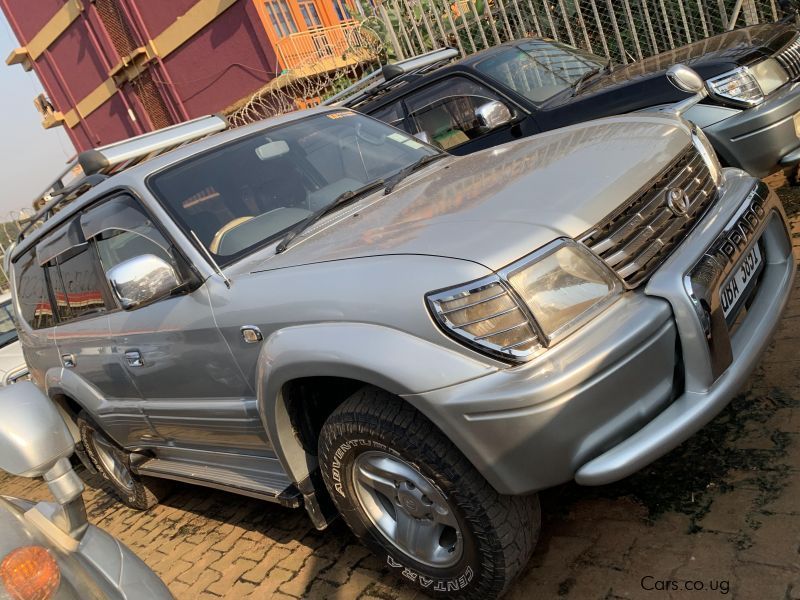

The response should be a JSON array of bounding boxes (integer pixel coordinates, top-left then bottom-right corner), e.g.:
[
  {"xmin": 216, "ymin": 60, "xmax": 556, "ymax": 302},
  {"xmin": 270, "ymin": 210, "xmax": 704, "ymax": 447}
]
[
  {"xmin": 540, "ymin": 23, "xmax": 797, "ymax": 125},
  {"xmin": 243, "ymin": 113, "xmax": 691, "ymax": 274}
]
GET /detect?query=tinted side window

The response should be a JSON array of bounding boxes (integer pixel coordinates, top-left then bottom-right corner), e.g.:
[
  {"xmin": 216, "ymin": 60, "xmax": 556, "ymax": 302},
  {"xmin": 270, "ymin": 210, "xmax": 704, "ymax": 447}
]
[
  {"xmin": 82, "ymin": 195, "xmax": 182, "ymax": 279},
  {"xmin": 0, "ymin": 301, "xmax": 17, "ymax": 348},
  {"xmin": 369, "ymin": 101, "xmax": 408, "ymax": 131},
  {"xmin": 14, "ymin": 251, "xmax": 54, "ymax": 330},
  {"xmin": 52, "ymin": 247, "xmax": 110, "ymax": 320},
  {"xmin": 404, "ymin": 76, "xmax": 509, "ymax": 150}
]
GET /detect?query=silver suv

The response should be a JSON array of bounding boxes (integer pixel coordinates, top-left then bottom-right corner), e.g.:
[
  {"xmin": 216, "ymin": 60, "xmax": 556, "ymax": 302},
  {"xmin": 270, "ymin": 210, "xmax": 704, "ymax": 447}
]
[{"xmin": 9, "ymin": 102, "xmax": 795, "ymax": 598}]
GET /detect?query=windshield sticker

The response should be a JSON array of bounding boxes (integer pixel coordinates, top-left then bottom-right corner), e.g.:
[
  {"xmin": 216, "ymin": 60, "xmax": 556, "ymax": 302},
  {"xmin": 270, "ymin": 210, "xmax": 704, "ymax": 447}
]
[
  {"xmin": 326, "ymin": 111, "xmax": 354, "ymax": 119},
  {"xmin": 388, "ymin": 132, "xmax": 409, "ymax": 142},
  {"xmin": 404, "ymin": 140, "xmax": 424, "ymax": 149}
]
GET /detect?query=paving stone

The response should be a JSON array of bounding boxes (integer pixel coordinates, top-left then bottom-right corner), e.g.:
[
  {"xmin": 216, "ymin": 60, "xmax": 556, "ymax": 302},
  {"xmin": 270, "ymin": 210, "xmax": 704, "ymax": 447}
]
[
  {"xmin": 698, "ymin": 488, "xmax": 760, "ymax": 533},
  {"xmin": 278, "ymin": 556, "xmax": 333, "ymax": 597},
  {"xmin": 241, "ymin": 544, "xmax": 292, "ymax": 584}
]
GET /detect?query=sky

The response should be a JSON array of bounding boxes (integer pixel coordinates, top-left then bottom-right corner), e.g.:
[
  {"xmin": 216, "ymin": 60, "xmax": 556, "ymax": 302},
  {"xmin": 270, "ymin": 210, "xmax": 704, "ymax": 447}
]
[{"xmin": 0, "ymin": 12, "xmax": 75, "ymax": 218}]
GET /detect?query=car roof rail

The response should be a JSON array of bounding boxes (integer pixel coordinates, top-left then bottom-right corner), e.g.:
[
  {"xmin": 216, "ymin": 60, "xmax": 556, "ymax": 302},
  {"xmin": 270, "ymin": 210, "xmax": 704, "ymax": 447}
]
[
  {"xmin": 77, "ymin": 113, "xmax": 228, "ymax": 177},
  {"xmin": 17, "ymin": 114, "xmax": 229, "ymax": 244},
  {"xmin": 17, "ymin": 174, "xmax": 109, "ymax": 242},
  {"xmin": 323, "ymin": 47, "xmax": 459, "ymax": 107}
]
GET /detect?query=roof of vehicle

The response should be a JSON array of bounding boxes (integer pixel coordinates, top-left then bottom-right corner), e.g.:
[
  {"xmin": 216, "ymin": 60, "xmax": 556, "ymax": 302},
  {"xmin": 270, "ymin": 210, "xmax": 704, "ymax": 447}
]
[
  {"xmin": 10, "ymin": 106, "xmax": 338, "ymax": 262},
  {"xmin": 340, "ymin": 43, "xmax": 518, "ymax": 112}
]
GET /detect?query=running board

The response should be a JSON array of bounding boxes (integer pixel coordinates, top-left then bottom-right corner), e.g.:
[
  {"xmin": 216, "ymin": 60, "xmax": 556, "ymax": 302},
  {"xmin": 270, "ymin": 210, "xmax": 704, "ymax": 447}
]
[{"xmin": 134, "ymin": 453, "xmax": 301, "ymax": 508}]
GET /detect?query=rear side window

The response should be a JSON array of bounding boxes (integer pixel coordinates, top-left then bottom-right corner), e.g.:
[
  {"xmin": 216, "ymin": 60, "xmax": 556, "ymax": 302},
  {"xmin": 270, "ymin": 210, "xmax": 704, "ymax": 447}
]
[
  {"xmin": 14, "ymin": 251, "xmax": 54, "ymax": 330},
  {"xmin": 49, "ymin": 247, "xmax": 110, "ymax": 321}
]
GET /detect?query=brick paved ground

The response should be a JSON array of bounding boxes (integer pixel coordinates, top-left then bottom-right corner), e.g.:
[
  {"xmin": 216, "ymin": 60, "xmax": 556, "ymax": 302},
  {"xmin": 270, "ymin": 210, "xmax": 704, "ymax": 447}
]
[{"xmin": 2, "ymin": 190, "xmax": 799, "ymax": 600}]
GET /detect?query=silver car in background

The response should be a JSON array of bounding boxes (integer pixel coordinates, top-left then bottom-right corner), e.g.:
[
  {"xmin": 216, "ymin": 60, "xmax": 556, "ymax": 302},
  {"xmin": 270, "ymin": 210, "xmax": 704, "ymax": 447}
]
[
  {"xmin": 0, "ymin": 382, "xmax": 171, "ymax": 599},
  {"xmin": 6, "ymin": 67, "xmax": 795, "ymax": 599},
  {"xmin": 0, "ymin": 292, "xmax": 28, "ymax": 386}
]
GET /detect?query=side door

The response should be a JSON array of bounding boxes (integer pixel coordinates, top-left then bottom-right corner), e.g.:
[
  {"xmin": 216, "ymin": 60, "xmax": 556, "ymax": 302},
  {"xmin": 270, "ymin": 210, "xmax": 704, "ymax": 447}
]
[
  {"xmin": 399, "ymin": 75, "xmax": 528, "ymax": 155},
  {"xmin": 38, "ymin": 219, "xmax": 151, "ymax": 446},
  {"xmin": 81, "ymin": 194, "xmax": 270, "ymax": 454}
]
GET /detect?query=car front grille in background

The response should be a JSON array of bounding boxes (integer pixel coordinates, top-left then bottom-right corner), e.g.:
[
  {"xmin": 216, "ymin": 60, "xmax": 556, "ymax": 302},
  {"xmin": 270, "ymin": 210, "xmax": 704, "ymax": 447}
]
[
  {"xmin": 776, "ymin": 37, "xmax": 800, "ymax": 80},
  {"xmin": 581, "ymin": 146, "xmax": 718, "ymax": 288}
]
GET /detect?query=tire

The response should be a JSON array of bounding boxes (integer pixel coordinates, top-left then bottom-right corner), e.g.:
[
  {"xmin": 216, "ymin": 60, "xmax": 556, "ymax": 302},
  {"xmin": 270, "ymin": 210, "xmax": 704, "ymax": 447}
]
[
  {"xmin": 318, "ymin": 388, "xmax": 540, "ymax": 600},
  {"xmin": 77, "ymin": 411, "xmax": 170, "ymax": 510}
]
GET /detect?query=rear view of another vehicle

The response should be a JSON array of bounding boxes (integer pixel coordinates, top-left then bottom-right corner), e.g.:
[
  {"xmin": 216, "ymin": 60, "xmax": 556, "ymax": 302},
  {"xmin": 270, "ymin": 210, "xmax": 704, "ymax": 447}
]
[{"xmin": 0, "ymin": 293, "xmax": 28, "ymax": 386}]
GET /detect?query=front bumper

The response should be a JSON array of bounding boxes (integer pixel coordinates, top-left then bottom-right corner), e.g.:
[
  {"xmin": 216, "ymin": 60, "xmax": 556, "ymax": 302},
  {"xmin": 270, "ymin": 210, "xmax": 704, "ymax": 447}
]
[
  {"xmin": 704, "ymin": 81, "xmax": 800, "ymax": 177},
  {"xmin": 405, "ymin": 171, "xmax": 795, "ymax": 495}
]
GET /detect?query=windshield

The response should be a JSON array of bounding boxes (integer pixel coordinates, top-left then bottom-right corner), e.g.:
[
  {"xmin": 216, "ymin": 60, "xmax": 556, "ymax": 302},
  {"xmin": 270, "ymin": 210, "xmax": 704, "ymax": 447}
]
[
  {"xmin": 149, "ymin": 111, "xmax": 439, "ymax": 262},
  {"xmin": 0, "ymin": 300, "xmax": 18, "ymax": 348},
  {"xmin": 475, "ymin": 41, "xmax": 604, "ymax": 104}
]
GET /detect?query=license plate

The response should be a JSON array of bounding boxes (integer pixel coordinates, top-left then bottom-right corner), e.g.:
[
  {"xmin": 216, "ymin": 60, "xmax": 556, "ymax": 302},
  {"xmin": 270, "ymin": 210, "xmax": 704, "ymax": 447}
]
[{"xmin": 719, "ymin": 244, "xmax": 762, "ymax": 321}]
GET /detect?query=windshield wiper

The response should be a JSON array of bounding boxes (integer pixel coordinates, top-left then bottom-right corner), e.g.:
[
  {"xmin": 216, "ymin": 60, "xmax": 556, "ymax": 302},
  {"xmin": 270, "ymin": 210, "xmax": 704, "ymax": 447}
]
[
  {"xmin": 383, "ymin": 153, "xmax": 447, "ymax": 195},
  {"xmin": 571, "ymin": 59, "xmax": 613, "ymax": 96},
  {"xmin": 275, "ymin": 179, "xmax": 385, "ymax": 254}
]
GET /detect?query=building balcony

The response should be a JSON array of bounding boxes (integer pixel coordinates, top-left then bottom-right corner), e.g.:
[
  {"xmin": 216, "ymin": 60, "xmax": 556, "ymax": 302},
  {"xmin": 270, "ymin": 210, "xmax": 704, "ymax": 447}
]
[{"xmin": 275, "ymin": 21, "xmax": 377, "ymax": 77}]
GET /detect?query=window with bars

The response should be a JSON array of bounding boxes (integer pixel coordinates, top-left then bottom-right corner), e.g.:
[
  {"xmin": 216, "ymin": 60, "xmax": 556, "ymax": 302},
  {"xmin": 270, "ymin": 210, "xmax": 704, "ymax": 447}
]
[
  {"xmin": 297, "ymin": 0, "xmax": 323, "ymax": 28},
  {"xmin": 264, "ymin": 0, "xmax": 299, "ymax": 37}
]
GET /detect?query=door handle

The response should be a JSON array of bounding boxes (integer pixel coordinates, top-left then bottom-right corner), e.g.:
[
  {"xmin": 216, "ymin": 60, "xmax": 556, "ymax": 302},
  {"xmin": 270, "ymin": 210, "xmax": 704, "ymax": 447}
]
[
  {"xmin": 124, "ymin": 350, "xmax": 144, "ymax": 368},
  {"xmin": 61, "ymin": 354, "xmax": 76, "ymax": 368}
]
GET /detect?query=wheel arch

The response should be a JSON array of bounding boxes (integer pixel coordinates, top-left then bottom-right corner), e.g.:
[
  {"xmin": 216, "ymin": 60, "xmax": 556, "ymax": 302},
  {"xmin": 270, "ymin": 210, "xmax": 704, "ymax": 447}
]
[
  {"xmin": 254, "ymin": 322, "xmax": 497, "ymax": 486},
  {"xmin": 44, "ymin": 367, "xmax": 109, "ymax": 443}
]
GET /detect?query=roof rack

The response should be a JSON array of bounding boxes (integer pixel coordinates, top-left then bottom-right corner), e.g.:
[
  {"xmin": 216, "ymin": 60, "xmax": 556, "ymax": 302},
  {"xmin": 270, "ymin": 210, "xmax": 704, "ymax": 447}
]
[
  {"xmin": 323, "ymin": 47, "xmax": 459, "ymax": 108},
  {"xmin": 18, "ymin": 114, "xmax": 229, "ymax": 244}
]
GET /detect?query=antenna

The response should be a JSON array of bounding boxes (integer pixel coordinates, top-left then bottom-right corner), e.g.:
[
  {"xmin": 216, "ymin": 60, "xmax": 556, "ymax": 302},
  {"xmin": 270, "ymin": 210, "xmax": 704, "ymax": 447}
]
[{"xmin": 190, "ymin": 230, "xmax": 232, "ymax": 289}]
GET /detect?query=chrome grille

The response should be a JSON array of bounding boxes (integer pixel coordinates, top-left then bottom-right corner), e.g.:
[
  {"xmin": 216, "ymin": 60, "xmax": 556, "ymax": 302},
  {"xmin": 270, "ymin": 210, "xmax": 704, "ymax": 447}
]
[
  {"xmin": 775, "ymin": 37, "xmax": 800, "ymax": 80},
  {"xmin": 581, "ymin": 146, "xmax": 718, "ymax": 287}
]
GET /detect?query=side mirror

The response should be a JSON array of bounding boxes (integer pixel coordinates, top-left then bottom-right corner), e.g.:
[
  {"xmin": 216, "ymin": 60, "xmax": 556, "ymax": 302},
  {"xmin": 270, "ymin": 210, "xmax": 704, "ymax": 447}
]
[
  {"xmin": 666, "ymin": 64, "xmax": 706, "ymax": 94},
  {"xmin": 475, "ymin": 100, "xmax": 513, "ymax": 133},
  {"xmin": 108, "ymin": 254, "xmax": 180, "ymax": 310},
  {"xmin": 0, "ymin": 381, "xmax": 73, "ymax": 477}
]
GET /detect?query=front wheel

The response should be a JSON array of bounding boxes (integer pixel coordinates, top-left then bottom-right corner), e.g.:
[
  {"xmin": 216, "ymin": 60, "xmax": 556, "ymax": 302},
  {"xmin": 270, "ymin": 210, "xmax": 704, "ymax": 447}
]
[
  {"xmin": 78, "ymin": 412, "xmax": 170, "ymax": 510},
  {"xmin": 318, "ymin": 388, "xmax": 540, "ymax": 599}
]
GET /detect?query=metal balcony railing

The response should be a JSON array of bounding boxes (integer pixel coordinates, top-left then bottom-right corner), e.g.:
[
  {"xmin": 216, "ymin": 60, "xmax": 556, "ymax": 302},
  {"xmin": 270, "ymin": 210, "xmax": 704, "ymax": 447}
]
[{"xmin": 275, "ymin": 21, "xmax": 376, "ymax": 74}]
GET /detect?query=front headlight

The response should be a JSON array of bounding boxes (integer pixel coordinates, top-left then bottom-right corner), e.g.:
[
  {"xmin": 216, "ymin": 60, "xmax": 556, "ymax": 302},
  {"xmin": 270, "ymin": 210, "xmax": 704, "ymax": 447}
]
[
  {"xmin": 427, "ymin": 240, "xmax": 623, "ymax": 363},
  {"xmin": 707, "ymin": 67, "xmax": 764, "ymax": 106},
  {"xmin": 750, "ymin": 58, "xmax": 789, "ymax": 95}
]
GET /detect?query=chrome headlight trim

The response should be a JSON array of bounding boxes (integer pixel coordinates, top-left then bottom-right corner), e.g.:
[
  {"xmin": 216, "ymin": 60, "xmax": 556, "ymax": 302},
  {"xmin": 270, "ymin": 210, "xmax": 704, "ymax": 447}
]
[
  {"xmin": 427, "ymin": 275, "xmax": 544, "ymax": 363},
  {"xmin": 706, "ymin": 66, "xmax": 764, "ymax": 107}
]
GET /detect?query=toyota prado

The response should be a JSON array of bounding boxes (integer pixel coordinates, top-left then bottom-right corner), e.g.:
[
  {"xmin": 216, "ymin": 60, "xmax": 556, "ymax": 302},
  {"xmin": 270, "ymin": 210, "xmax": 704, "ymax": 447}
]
[{"xmin": 8, "ymin": 97, "xmax": 795, "ymax": 598}]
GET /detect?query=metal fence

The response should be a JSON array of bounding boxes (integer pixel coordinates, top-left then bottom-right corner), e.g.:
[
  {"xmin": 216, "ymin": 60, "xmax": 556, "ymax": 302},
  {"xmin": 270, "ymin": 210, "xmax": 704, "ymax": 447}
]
[{"xmin": 359, "ymin": 0, "xmax": 793, "ymax": 65}]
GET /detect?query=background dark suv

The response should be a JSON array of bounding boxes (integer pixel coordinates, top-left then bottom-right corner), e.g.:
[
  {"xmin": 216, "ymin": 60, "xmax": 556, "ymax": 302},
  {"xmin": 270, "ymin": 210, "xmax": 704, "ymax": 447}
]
[{"xmin": 343, "ymin": 22, "xmax": 800, "ymax": 177}]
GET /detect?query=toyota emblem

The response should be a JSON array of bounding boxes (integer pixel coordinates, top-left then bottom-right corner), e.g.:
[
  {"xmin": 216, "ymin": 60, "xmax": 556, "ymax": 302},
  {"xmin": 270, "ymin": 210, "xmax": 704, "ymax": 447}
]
[{"xmin": 666, "ymin": 187, "xmax": 689, "ymax": 217}]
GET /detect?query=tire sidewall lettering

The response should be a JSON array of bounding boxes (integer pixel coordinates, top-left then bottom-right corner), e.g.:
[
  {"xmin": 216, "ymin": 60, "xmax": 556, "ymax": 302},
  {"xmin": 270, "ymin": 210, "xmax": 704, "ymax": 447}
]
[
  {"xmin": 331, "ymin": 438, "xmax": 387, "ymax": 498},
  {"xmin": 388, "ymin": 555, "xmax": 475, "ymax": 592}
]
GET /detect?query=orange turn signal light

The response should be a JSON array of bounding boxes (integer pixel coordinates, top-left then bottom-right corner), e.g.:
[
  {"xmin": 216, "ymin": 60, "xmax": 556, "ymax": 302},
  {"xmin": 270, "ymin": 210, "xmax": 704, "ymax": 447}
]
[{"xmin": 0, "ymin": 546, "xmax": 60, "ymax": 600}]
